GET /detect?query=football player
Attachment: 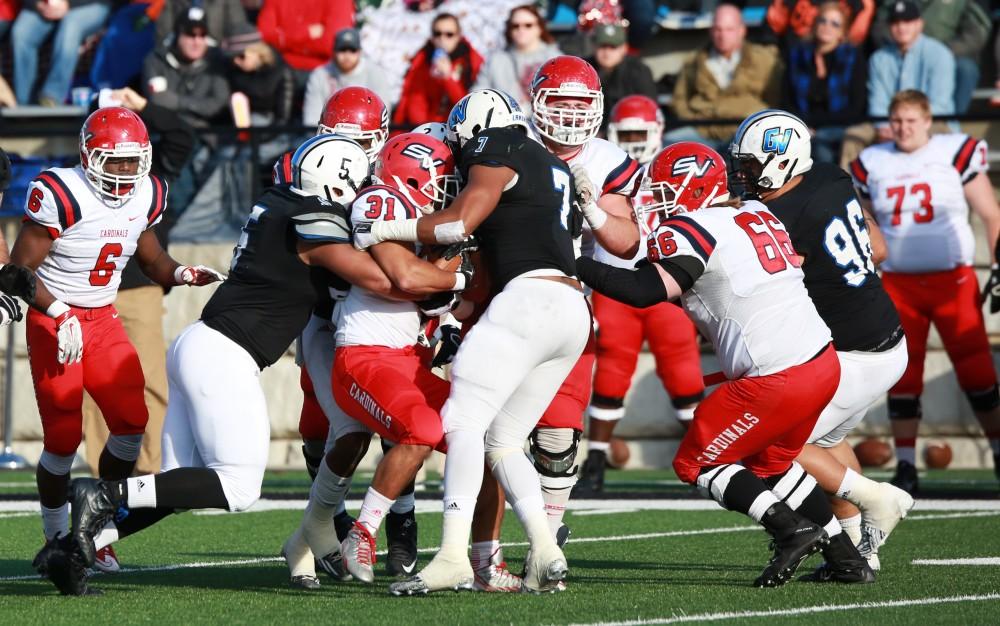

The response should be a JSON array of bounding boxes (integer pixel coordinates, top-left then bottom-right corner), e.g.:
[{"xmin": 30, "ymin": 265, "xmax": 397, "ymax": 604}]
[
  {"xmin": 0, "ymin": 147, "xmax": 29, "ymax": 328},
  {"xmin": 577, "ymin": 142, "xmax": 871, "ymax": 588},
  {"xmin": 36, "ymin": 135, "xmax": 403, "ymax": 596},
  {"xmin": 851, "ymin": 89, "xmax": 1000, "ymax": 493},
  {"xmin": 11, "ymin": 107, "xmax": 224, "ymax": 574},
  {"xmin": 580, "ymin": 94, "xmax": 705, "ymax": 494},
  {"xmin": 732, "ymin": 110, "xmax": 911, "ymax": 576},
  {"xmin": 354, "ymin": 88, "xmax": 591, "ymax": 594}
]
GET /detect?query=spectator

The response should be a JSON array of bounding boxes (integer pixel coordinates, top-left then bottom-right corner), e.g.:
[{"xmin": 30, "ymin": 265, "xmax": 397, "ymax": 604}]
[
  {"xmin": 142, "ymin": 8, "xmax": 231, "ymax": 129},
  {"xmin": 472, "ymin": 4, "xmax": 561, "ymax": 114},
  {"xmin": 302, "ymin": 27, "xmax": 393, "ymax": 126},
  {"xmin": 227, "ymin": 36, "xmax": 295, "ymax": 127},
  {"xmin": 668, "ymin": 4, "xmax": 784, "ymax": 147},
  {"xmin": 785, "ymin": 2, "xmax": 866, "ymax": 162},
  {"xmin": 393, "ymin": 12, "xmax": 483, "ymax": 128},
  {"xmin": 586, "ymin": 23, "xmax": 657, "ymax": 129},
  {"xmin": 0, "ymin": 0, "xmax": 19, "ymax": 39},
  {"xmin": 11, "ymin": 0, "xmax": 111, "ymax": 105},
  {"xmin": 257, "ymin": 0, "xmax": 354, "ymax": 84},
  {"xmin": 155, "ymin": 0, "xmax": 251, "ymax": 47},
  {"xmin": 871, "ymin": 0, "xmax": 990, "ymax": 114},
  {"xmin": 766, "ymin": 0, "xmax": 875, "ymax": 46}
]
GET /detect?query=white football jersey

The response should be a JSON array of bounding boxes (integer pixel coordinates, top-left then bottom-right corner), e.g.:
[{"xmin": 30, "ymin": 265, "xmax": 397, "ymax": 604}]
[
  {"xmin": 593, "ymin": 165, "xmax": 656, "ymax": 269},
  {"xmin": 24, "ymin": 166, "xmax": 167, "ymax": 308},
  {"xmin": 646, "ymin": 200, "xmax": 831, "ymax": 378},
  {"xmin": 852, "ymin": 134, "xmax": 987, "ymax": 273},
  {"xmin": 335, "ymin": 185, "xmax": 422, "ymax": 349}
]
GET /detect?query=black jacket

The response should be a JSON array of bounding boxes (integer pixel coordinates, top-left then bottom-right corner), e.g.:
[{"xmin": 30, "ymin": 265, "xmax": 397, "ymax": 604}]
[{"xmin": 587, "ymin": 55, "xmax": 658, "ymax": 130}]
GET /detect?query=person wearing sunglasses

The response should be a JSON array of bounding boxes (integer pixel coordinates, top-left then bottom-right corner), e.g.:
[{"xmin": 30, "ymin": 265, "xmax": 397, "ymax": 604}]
[
  {"xmin": 784, "ymin": 2, "xmax": 867, "ymax": 163},
  {"xmin": 472, "ymin": 4, "xmax": 562, "ymax": 114},
  {"xmin": 393, "ymin": 12, "xmax": 483, "ymax": 128}
]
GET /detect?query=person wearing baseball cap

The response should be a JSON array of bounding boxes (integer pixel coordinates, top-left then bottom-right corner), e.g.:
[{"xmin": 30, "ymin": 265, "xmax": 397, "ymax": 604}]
[
  {"xmin": 302, "ymin": 27, "xmax": 394, "ymax": 126},
  {"xmin": 587, "ymin": 23, "xmax": 656, "ymax": 129}
]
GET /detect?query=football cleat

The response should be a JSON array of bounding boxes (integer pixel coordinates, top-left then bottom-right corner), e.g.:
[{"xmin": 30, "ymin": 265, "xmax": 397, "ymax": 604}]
[
  {"xmin": 33, "ymin": 534, "xmax": 101, "ymax": 596},
  {"xmin": 856, "ymin": 481, "xmax": 914, "ymax": 571},
  {"xmin": 556, "ymin": 523, "xmax": 572, "ymax": 548},
  {"xmin": 388, "ymin": 552, "xmax": 474, "ymax": 596},
  {"xmin": 91, "ymin": 545, "xmax": 120, "ymax": 574},
  {"xmin": 315, "ymin": 550, "xmax": 352, "ymax": 582},
  {"xmin": 385, "ymin": 509, "xmax": 418, "ymax": 577},
  {"xmin": 522, "ymin": 543, "xmax": 568, "ymax": 593},
  {"xmin": 572, "ymin": 450, "xmax": 606, "ymax": 495},
  {"xmin": 890, "ymin": 460, "xmax": 919, "ymax": 495},
  {"xmin": 755, "ymin": 519, "xmax": 829, "ymax": 588},
  {"xmin": 290, "ymin": 574, "xmax": 321, "ymax": 590},
  {"xmin": 282, "ymin": 527, "xmax": 319, "ymax": 588},
  {"xmin": 473, "ymin": 561, "xmax": 523, "ymax": 593},
  {"xmin": 800, "ymin": 533, "xmax": 876, "ymax": 584},
  {"xmin": 341, "ymin": 522, "xmax": 377, "ymax": 584},
  {"xmin": 334, "ymin": 510, "xmax": 356, "ymax": 544},
  {"xmin": 69, "ymin": 478, "xmax": 118, "ymax": 567}
]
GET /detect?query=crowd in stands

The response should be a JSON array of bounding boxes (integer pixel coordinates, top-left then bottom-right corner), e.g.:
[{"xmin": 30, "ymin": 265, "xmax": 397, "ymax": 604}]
[{"xmin": 0, "ymin": 0, "xmax": 997, "ymax": 221}]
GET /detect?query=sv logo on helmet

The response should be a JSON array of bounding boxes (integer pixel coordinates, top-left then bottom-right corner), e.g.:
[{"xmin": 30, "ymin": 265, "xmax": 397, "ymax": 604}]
[
  {"xmin": 671, "ymin": 155, "xmax": 714, "ymax": 177},
  {"xmin": 761, "ymin": 127, "xmax": 794, "ymax": 155},
  {"xmin": 401, "ymin": 143, "xmax": 445, "ymax": 170}
]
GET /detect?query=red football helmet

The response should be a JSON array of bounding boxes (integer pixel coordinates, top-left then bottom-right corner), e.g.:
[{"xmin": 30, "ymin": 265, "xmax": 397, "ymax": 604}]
[
  {"xmin": 373, "ymin": 133, "xmax": 459, "ymax": 214},
  {"xmin": 608, "ymin": 95, "xmax": 664, "ymax": 164},
  {"xmin": 530, "ymin": 55, "xmax": 604, "ymax": 147},
  {"xmin": 318, "ymin": 86, "xmax": 389, "ymax": 160},
  {"xmin": 80, "ymin": 106, "xmax": 152, "ymax": 206},
  {"xmin": 639, "ymin": 142, "xmax": 729, "ymax": 233}
]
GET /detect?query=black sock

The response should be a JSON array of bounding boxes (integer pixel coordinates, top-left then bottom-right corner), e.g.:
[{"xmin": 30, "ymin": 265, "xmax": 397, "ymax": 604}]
[
  {"xmin": 153, "ymin": 468, "xmax": 230, "ymax": 510},
  {"xmin": 115, "ymin": 507, "xmax": 177, "ymax": 540},
  {"xmin": 98, "ymin": 449, "xmax": 136, "ymax": 481},
  {"xmin": 764, "ymin": 464, "xmax": 836, "ymax": 529},
  {"xmin": 697, "ymin": 464, "xmax": 774, "ymax": 515}
]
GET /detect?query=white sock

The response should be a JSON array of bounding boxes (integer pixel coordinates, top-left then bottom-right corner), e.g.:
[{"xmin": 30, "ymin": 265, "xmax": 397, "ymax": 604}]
[
  {"xmin": 512, "ymin": 495, "xmax": 556, "ymax": 550},
  {"xmin": 676, "ymin": 407, "xmax": 696, "ymax": 422},
  {"xmin": 308, "ymin": 462, "xmax": 352, "ymax": 522},
  {"xmin": 126, "ymin": 475, "xmax": 157, "ymax": 508},
  {"xmin": 896, "ymin": 446, "xmax": 916, "ymax": 465},
  {"xmin": 835, "ymin": 468, "xmax": 858, "ymax": 499},
  {"xmin": 471, "ymin": 540, "xmax": 501, "ymax": 570},
  {"xmin": 747, "ymin": 491, "xmax": 780, "ymax": 523},
  {"xmin": 391, "ymin": 492, "xmax": 415, "ymax": 515},
  {"xmin": 41, "ymin": 503, "xmax": 69, "ymax": 540},
  {"xmin": 823, "ymin": 516, "xmax": 843, "ymax": 537},
  {"xmin": 440, "ymin": 430, "xmax": 485, "ymax": 556},
  {"xmin": 94, "ymin": 522, "xmax": 120, "ymax": 551},
  {"xmin": 839, "ymin": 513, "xmax": 862, "ymax": 546},
  {"xmin": 840, "ymin": 471, "xmax": 883, "ymax": 510},
  {"xmin": 540, "ymin": 479, "xmax": 572, "ymax": 538},
  {"xmin": 588, "ymin": 440, "xmax": 610, "ymax": 453},
  {"xmin": 490, "ymin": 449, "xmax": 555, "ymax": 548},
  {"xmin": 358, "ymin": 487, "xmax": 393, "ymax": 535}
]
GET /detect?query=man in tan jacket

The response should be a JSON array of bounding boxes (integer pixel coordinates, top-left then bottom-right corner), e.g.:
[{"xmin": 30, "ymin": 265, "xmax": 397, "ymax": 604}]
[{"xmin": 668, "ymin": 4, "xmax": 784, "ymax": 146}]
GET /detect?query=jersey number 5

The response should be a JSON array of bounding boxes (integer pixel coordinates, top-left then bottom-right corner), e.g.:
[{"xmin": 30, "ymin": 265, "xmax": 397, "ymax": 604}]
[
  {"xmin": 734, "ymin": 211, "xmax": 800, "ymax": 274},
  {"xmin": 90, "ymin": 243, "xmax": 123, "ymax": 287}
]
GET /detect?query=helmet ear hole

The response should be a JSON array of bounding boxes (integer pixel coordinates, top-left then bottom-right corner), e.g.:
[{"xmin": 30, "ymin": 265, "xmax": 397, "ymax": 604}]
[{"xmin": 406, "ymin": 177, "xmax": 420, "ymax": 190}]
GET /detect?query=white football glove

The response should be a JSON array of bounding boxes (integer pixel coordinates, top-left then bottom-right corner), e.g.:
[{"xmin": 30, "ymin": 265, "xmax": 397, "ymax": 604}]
[
  {"xmin": 0, "ymin": 294, "xmax": 22, "ymax": 328},
  {"xmin": 570, "ymin": 163, "xmax": 607, "ymax": 229},
  {"xmin": 47, "ymin": 301, "xmax": 83, "ymax": 364},
  {"xmin": 175, "ymin": 265, "xmax": 227, "ymax": 286},
  {"xmin": 352, "ymin": 222, "xmax": 383, "ymax": 251}
]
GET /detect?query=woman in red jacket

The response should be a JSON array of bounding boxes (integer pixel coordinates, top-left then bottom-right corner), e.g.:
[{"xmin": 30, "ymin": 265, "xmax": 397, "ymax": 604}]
[{"xmin": 393, "ymin": 13, "xmax": 483, "ymax": 127}]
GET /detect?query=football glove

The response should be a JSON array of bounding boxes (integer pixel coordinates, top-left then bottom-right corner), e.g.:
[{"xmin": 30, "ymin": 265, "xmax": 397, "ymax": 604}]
[
  {"xmin": 417, "ymin": 291, "xmax": 460, "ymax": 318},
  {"xmin": 440, "ymin": 236, "xmax": 479, "ymax": 260},
  {"xmin": 0, "ymin": 293, "xmax": 22, "ymax": 327},
  {"xmin": 352, "ymin": 222, "xmax": 381, "ymax": 251},
  {"xmin": 570, "ymin": 163, "xmax": 608, "ymax": 230},
  {"xmin": 175, "ymin": 265, "xmax": 227, "ymax": 286},
  {"xmin": 457, "ymin": 250, "xmax": 475, "ymax": 288},
  {"xmin": 0, "ymin": 263, "xmax": 35, "ymax": 303},
  {"xmin": 431, "ymin": 324, "xmax": 462, "ymax": 368},
  {"xmin": 985, "ymin": 264, "xmax": 1000, "ymax": 314},
  {"xmin": 47, "ymin": 301, "xmax": 83, "ymax": 364}
]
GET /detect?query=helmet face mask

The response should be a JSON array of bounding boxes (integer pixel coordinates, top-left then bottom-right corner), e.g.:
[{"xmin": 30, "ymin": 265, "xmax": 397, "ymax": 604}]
[
  {"xmin": 607, "ymin": 95, "xmax": 664, "ymax": 164},
  {"xmin": 374, "ymin": 133, "xmax": 459, "ymax": 215},
  {"xmin": 729, "ymin": 109, "xmax": 813, "ymax": 197},
  {"xmin": 80, "ymin": 107, "xmax": 152, "ymax": 208},
  {"xmin": 530, "ymin": 56, "xmax": 604, "ymax": 147},
  {"xmin": 638, "ymin": 142, "xmax": 730, "ymax": 235},
  {"xmin": 318, "ymin": 86, "xmax": 389, "ymax": 161}
]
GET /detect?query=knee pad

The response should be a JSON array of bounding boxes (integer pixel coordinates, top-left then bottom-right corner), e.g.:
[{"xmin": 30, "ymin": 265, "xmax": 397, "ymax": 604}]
[
  {"xmin": 301, "ymin": 440, "xmax": 325, "ymax": 481},
  {"xmin": 105, "ymin": 433, "xmax": 143, "ymax": 462},
  {"xmin": 763, "ymin": 462, "xmax": 817, "ymax": 510},
  {"xmin": 670, "ymin": 392, "xmax": 704, "ymax": 409},
  {"xmin": 695, "ymin": 464, "xmax": 743, "ymax": 503},
  {"xmin": 38, "ymin": 450, "xmax": 75, "ymax": 476},
  {"xmin": 485, "ymin": 446, "xmax": 521, "ymax": 471},
  {"xmin": 966, "ymin": 384, "xmax": 1000, "ymax": 412},
  {"xmin": 588, "ymin": 394, "xmax": 625, "ymax": 421},
  {"xmin": 529, "ymin": 427, "xmax": 581, "ymax": 481},
  {"xmin": 888, "ymin": 395, "xmax": 922, "ymax": 419}
]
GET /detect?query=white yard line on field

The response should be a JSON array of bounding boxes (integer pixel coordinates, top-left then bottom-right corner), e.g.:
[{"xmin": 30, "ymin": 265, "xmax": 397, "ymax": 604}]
[
  {"xmin": 912, "ymin": 557, "xmax": 1000, "ymax": 566},
  {"xmin": 564, "ymin": 593, "xmax": 1000, "ymax": 626}
]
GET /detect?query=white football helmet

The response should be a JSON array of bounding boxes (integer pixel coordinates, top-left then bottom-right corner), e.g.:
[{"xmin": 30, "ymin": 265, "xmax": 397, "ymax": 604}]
[
  {"xmin": 291, "ymin": 134, "xmax": 370, "ymax": 205},
  {"xmin": 729, "ymin": 109, "xmax": 813, "ymax": 196},
  {"xmin": 446, "ymin": 89, "xmax": 530, "ymax": 149},
  {"xmin": 412, "ymin": 122, "xmax": 449, "ymax": 142}
]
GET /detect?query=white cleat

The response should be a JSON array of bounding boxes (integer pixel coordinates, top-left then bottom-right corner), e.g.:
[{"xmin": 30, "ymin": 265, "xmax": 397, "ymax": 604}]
[
  {"xmin": 92, "ymin": 545, "xmax": 120, "ymax": 574},
  {"xmin": 341, "ymin": 522, "xmax": 377, "ymax": 584},
  {"xmin": 522, "ymin": 543, "xmax": 568, "ymax": 593},
  {"xmin": 388, "ymin": 552, "xmax": 474, "ymax": 596},
  {"xmin": 473, "ymin": 561, "xmax": 523, "ymax": 593},
  {"xmin": 857, "ymin": 482, "xmax": 915, "ymax": 571}
]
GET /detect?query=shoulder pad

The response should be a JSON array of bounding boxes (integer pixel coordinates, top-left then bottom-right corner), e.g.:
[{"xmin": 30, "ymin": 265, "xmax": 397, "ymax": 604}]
[
  {"xmin": 291, "ymin": 198, "xmax": 351, "ymax": 243},
  {"xmin": 460, "ymin": 127, "xmax": 529, "ymax": 166},
  {"xmin": 351, "ymin": 185, "xmax": 421, "ymax": 223},
  {"xmin": 146, "ymin": 174, "xmax": 168, "ymax": 228},
  {"xmin": 25, "ymin": 170, "xmax": 81, "ymax": 236}
]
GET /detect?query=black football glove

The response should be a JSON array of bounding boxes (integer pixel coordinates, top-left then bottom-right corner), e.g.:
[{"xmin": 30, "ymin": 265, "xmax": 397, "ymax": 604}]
[
  {"xmin": 985, "ymin": 264, "xmax": 1000, "ymax": 314},
  {"xmin": 417, "ymin": 291, "xmax": 460, "ymax": 317},
  {"xmin": 0, "ymin": 293, "xmax": 23, "ymax": 327},
  {"xmin": 0, "ymin": 263, "xmax": 35, "ymax": 303},
  {"xmin": 431, "ymin": 324, "xmax": 462, "ymax": 368},
  {"xmin": 440, "ymin": 236, "xmax": 479, "ymax": 260}
]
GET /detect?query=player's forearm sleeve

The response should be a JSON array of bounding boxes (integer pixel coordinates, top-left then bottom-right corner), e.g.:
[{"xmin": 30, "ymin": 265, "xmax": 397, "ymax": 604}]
[{"xmin": 576, "ymin": 257, "xmax": 667, "ymax": 308}]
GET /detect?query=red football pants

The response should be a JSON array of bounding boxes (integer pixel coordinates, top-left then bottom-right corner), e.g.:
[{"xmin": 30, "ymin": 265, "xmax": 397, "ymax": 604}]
[
  {"xmin": 536, "ymin": 330, "xmax": 597, "ymax": 431},
  {"xmin": 27, "ymin": 306, "xmax": 148, "ymax": 456},
  {"xmin": 591, "ymin": 292, "xmax": 704, "ymax": 404},
  {"xmin": 298, "ymin": 366, "xmax": 329, "ymax": 441},
  {"xmin": 672, "ymin": 345, "xmax": 840, "ymax": 484},
  {"xmin": 333, "ymin": 345, "xmax": 450, "ymax": 450},
  {"xmin": 882, "ymin": 267, "xmax": 997, "ymax": 397}
]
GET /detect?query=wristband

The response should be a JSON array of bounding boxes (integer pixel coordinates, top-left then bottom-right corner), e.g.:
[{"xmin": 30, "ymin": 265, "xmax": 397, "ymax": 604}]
[
  {"xmin": 453, "ymin": 273, "xmax": 467, "ymax": 291},
  {"xmin": 372, "ymin": 218, "xmax": 420, "ymax": 243},
  {"xmin": 46, "ymin": 300, "xmax": 70, "ymax": 319},
  {"xmin": 580, "ymin": 201, "xmax": 608, "ymax": 230},
  {"xmin": 173, "ymin": 266, "xmax": 188, "ymax": 284}
]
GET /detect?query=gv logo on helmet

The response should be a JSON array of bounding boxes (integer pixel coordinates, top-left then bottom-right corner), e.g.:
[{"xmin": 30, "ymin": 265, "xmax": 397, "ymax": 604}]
[
  {"xmin": 671, "ymin": 155, "xmax": 714, "ymax": 177},
  {"xmin": 761, "ymin": 127, "xmax": 793, "ymax": 155}
]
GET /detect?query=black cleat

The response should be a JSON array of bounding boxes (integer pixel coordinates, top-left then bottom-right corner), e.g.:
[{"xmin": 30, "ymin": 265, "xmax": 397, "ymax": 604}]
[
  {"xmin": 992, "ymin": 453, "xmax": 1000, "ymax": 488},
  {"xmin": 572, "ymin": 450, "xmax": 606, "ymax": 495},
  {"xmin": 69, "ymin": 478, "xmax": 118, "ymax": 567},
  {"xmin": 315, "ymin": 551, "xmax": 353, "ymax": 582},
  {"xmin": 33, "ymin": 534, "xmax": 102, "ymax": 596},
  {"xmin": 800, "ymin": 533, "xmax": 876, "ymax": 584},
  {"xmin": 385, "ymin": 509, "xmax": 419, "ymax": 577},
  {"xmin": 890, "ymin": 460, "xmax": 919, "ymax": 495},
  {"xmin": 334, "ymin": 510, "xmax": 356, "ymax": 544},
  {"xmin": 290, "ymin": 574, "xmax": 321, "ymax": 590},
  {"xmin": 556, "ymin": 523, "xmax": 571, "ymax": 548},
  {"xmin": 755, "ymin": 504, "xmax": 829, "ymax": 588}
]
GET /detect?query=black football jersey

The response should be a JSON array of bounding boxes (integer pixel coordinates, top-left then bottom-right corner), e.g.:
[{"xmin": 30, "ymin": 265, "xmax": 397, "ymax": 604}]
[
  {"xmin": 766, "ymin": 162, "xmax": 900, "ymax": 351},
  {"xmin": 201, "ymin": 185, "xmax": 351, "ymax": 369},
  {"xmin": 459, "ymin": 127, "xmax": 580, "ymax": 289}
]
